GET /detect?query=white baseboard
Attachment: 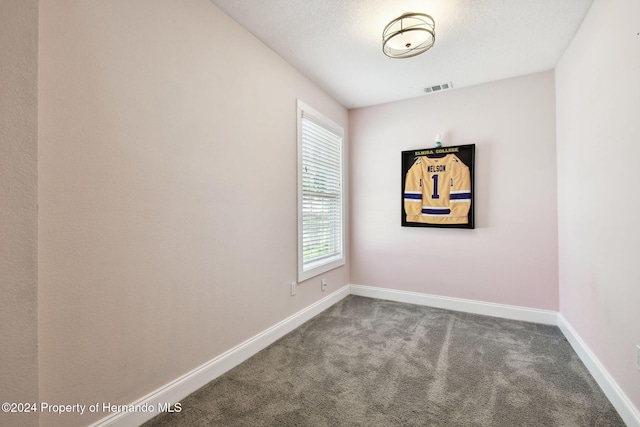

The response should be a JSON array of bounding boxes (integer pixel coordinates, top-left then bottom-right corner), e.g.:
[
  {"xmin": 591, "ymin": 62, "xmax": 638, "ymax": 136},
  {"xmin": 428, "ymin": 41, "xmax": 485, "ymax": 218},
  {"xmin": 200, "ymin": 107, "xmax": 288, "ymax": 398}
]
[
  {"xmin": 349, "ymin": 284, "xmax": 558, "ymax": 325},
  {"xmin": 89, "ymin": 285, "xmax": 351, "ymax": 427},
  {"xmin": 558, "ymin": 315, "xmax": 640, "ymax": 427},
  {"xmin": 352, "ymin": 284, "xmax": 640, "ymax": 425},
  {"xmin": 89, "ymin": 283, "xmax": 639, "ymax": 427}
]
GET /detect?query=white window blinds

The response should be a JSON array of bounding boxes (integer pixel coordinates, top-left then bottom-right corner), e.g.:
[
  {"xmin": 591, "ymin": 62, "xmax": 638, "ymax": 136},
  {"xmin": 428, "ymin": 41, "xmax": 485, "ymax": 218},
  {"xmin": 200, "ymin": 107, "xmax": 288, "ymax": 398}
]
[{"xmin": 297, "ymin": 102, "xmax": 344, "ymax": 281}]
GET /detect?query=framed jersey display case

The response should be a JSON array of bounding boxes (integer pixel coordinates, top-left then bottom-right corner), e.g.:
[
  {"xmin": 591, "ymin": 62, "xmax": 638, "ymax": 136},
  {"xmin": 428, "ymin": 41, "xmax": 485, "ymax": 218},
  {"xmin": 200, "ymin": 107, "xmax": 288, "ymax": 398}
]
[{"xmin": 401, "ymin": 144, "xmax": 475, "ymax": 229}]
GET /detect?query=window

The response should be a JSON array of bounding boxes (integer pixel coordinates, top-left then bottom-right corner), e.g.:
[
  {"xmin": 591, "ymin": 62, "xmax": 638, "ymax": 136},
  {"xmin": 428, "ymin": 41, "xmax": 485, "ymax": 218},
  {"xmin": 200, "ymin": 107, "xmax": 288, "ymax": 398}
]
[{"xmin": 297, "ymin": 100, "xmax": 345, "ymax": 282}]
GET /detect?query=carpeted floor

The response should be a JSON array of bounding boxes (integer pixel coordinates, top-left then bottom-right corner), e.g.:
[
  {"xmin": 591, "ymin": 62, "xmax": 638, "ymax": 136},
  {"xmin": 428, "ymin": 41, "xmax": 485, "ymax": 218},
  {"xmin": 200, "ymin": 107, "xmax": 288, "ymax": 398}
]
[{"xmin": 143, "ymin": 295, "xmax": 625, "ymax": 426}]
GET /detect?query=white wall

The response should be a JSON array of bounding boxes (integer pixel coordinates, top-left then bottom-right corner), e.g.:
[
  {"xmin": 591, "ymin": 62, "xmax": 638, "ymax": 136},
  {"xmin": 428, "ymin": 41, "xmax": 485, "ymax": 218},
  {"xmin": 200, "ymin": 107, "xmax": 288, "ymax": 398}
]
[
  {"xmin": 0, "ymin": 1, "xmax": 39, "ymax": 426},
  {"xmin": 349, "ymin": 71, "xmax": 559, "ymax": 310},
  {"xmin": 37, "ymin": 1, "xmax": 348, "ymax": 425},
  {"xmin": 556, "ymin": 0, "xmax": 640, "ymax": 413}
]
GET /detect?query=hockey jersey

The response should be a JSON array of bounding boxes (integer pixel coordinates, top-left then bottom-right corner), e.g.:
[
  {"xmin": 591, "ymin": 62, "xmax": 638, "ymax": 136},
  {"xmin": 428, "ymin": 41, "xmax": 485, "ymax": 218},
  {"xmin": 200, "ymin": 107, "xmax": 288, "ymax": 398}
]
[{"xmin": 404, "ymin": 154, "xmax": 471, "ymax": 224}]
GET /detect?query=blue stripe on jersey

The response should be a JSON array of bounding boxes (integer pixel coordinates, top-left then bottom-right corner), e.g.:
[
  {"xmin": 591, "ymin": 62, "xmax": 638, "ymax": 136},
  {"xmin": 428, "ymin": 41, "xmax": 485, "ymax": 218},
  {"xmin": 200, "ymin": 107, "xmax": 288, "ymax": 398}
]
[
  {"xmin": 450, "ymin": 191, "xmax": 471, "ymax": 200},
  {"xmin": 422, "ymin": 208, "xmax": 450, "ymax": 215},
  {"xmin": 404, "ymin": 193, "xmax": 422, "ymax": 200}
]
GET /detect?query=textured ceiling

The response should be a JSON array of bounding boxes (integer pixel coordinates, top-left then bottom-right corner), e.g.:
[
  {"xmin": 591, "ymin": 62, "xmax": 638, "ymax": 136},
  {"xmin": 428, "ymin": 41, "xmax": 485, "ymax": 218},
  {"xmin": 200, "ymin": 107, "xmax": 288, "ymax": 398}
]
[{"xmin": 209, "ymin": 0, "xmax": 594, "ymax": 109}]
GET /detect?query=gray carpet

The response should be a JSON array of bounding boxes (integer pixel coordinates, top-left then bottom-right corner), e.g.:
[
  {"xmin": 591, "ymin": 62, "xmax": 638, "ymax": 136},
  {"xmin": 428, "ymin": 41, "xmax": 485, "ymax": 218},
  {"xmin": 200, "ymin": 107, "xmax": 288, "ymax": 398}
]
[{"xmin": 143, "ymin": 295, "xmax": 625, "ymax": 426}]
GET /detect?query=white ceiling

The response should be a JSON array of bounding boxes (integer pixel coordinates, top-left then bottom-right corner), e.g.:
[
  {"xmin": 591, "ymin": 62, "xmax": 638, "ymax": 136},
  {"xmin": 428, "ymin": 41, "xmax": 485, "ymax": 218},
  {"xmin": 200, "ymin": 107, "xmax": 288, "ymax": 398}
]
[{"xmin": 209, "ymin": 0, "xmax": 594, "ymax": 109}]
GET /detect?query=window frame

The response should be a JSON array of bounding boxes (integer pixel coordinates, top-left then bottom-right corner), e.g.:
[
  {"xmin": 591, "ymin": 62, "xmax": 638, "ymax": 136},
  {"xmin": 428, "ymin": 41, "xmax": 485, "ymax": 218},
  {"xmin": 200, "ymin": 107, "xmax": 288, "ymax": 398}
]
[{"xmin": 296, "ymin": 100, "xmax": 345, "ymax": 282}]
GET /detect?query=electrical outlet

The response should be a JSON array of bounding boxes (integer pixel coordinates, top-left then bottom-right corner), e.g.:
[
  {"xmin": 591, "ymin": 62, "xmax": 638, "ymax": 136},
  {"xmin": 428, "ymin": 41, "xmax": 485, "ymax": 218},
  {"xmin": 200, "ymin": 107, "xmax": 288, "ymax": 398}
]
[
  {"xmin": 636, "ymin": 345, "xmax": 640, "ymax": 371},
  {"xmin": 321, "ymin": 279, "xmax": 327, "ymax": 291},
  {"xmin": 290, "ymin": 282, "xmax": 296, "ymax": 296}
]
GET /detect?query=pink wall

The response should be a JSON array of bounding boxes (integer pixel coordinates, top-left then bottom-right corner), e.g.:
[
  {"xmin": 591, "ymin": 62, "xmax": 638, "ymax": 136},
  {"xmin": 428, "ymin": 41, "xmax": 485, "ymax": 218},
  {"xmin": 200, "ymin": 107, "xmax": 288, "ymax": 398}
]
[
  {"xmin": 38, "ymin": 1, "xmax": 348, "ymax": 425},
  {"xmin": 556, "ymin": 0, "xmax": 640, "ymax": 412},
  {"xmin": 349, "ymin": 71, "xmax": 559, "ymax": 310}
]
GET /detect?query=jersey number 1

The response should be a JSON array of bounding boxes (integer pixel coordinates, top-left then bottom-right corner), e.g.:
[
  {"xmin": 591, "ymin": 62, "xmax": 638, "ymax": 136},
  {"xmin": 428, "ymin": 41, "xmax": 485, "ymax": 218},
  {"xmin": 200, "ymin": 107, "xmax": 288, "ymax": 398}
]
[{"xmin": 431, "ymin": 174, "xmax": 440, "ymax": 199}]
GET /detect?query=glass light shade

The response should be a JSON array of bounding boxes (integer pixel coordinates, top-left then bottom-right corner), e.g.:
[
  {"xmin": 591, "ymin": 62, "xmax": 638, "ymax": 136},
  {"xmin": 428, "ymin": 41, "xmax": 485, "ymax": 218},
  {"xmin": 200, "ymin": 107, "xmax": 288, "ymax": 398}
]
[{"xmin": 382, "ymin": 13, "xmax": 435, "ymax": 59}]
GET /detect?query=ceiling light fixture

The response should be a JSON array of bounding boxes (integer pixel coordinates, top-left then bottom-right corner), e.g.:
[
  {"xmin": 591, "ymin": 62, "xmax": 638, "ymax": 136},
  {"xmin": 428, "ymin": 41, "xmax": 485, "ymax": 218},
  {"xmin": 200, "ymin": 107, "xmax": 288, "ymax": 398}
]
[{"xmin": 382, "ymin": 12, "xmax": 435, "ymax": 59}]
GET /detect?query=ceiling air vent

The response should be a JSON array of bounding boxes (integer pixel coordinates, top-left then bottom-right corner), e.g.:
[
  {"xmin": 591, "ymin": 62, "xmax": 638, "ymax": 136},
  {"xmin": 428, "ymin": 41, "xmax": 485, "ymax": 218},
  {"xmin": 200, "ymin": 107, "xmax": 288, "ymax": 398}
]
[{"xmin": 424, "ymin": 82, "xmax": 453, "ymax": 94}]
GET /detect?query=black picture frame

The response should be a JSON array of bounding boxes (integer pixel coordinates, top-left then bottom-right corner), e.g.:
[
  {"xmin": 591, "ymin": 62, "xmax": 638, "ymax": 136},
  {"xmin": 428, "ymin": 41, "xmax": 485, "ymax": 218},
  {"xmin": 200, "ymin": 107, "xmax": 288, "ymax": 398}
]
[{"xmin": 401, "ymin": 144, "xmax": 475, "ymax": 229}]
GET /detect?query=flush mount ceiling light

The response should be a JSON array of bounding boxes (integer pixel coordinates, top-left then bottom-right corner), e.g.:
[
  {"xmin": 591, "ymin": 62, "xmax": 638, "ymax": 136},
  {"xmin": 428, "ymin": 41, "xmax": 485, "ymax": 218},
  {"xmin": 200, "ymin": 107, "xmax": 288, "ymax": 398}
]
[{"xmin": 382, "ymin": 12, "xmax": 435, "ymax": 59}]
